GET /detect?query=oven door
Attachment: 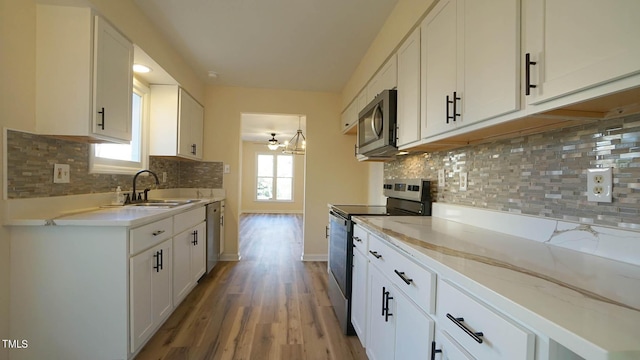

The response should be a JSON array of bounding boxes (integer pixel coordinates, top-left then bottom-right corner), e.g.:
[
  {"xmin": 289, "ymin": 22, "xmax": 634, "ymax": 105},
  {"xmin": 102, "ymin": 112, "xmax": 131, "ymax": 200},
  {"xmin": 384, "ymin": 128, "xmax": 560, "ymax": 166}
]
[{"xmin": 329, "ymin": 210, "xmax": 351, "ymax": 297}]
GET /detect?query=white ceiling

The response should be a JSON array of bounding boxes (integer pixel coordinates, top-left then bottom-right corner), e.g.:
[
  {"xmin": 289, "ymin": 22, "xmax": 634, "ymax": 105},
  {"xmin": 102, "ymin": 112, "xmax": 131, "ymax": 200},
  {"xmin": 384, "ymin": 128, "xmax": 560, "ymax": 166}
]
[
  {"xmin": 133, "ymin": 0, "xmax": 398, "ymax": 92},
  {"xmin": 241, "ymin": 113, "xmax": 306, "ymax": 143}
]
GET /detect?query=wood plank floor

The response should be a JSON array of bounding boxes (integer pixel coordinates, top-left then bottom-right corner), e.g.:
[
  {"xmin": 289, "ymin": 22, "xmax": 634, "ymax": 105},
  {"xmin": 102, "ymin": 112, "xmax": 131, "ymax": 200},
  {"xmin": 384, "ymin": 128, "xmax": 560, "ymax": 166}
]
[{"xmin": 135, "ymin": 213, "xmax": 367, "ymax": 360}]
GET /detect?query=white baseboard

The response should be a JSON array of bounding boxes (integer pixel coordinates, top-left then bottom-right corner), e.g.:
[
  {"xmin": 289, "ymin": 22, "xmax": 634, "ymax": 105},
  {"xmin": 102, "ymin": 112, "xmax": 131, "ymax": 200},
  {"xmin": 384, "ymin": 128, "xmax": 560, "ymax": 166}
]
[
  {"xmin": 301, "ymin": 253, "xmax": 327, "ymax": 261},
  {"xmin": 219, "ymin": 253, "xmax": 241, "ymax": 261}
]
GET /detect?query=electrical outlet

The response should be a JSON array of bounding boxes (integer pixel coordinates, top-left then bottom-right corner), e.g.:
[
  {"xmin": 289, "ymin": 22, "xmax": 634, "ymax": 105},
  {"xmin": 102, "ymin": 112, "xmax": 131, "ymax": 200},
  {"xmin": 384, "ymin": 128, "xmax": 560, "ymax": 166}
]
[
  {"xmin": 587, "ymin": 168, "xmax": 612, "ymax": 202},
  {"xmin": 459, "ymin": 172, "xmax": 468, "ymax": 191},
  {"xmin": 438, "ymin": 169, "xmax": 445, "ymax": 188},
  {"xmin": 224, "ymin": 164, "xmax": 230, "ymax": 174},
  {"xmin": 53, "ymin": 164, "xmax": 70, "ymax": 183}
]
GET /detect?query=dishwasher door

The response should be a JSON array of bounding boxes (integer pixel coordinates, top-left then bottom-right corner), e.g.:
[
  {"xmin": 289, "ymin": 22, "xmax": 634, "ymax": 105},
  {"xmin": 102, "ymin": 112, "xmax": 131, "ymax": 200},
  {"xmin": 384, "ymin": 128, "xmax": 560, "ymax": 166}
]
[{"xmin": 206, "ymin": 201, "xmax": 221, "ymax": 273}]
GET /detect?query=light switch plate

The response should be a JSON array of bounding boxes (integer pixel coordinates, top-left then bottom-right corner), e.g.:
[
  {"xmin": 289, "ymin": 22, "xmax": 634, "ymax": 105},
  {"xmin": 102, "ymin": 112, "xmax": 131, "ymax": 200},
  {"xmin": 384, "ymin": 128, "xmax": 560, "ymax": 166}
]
[
  {"xmin": 438, "ymin": 169, "xmax": 445, "ymax": 188},
  {"xmin": 460, "ymin": 172, "xmax": 468, "ymax": 191},
  {"xmin": 587, "ymin": 168, "xmax": 612, "ymax": 202},
  {"xmin": 53, "ymin": 164, "xmax": 70, "ymax": 183}
]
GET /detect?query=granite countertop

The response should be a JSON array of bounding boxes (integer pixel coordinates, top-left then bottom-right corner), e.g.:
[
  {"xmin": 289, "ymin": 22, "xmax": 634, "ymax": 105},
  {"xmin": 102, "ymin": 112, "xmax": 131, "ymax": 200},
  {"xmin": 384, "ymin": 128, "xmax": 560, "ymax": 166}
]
[
  {"xmin": 6, "ymin": 197, "xmax": 225, "ymax": 227},
  {"xmin": 353, "ymin": 215, "xmax": 640, "ymax": 360}
]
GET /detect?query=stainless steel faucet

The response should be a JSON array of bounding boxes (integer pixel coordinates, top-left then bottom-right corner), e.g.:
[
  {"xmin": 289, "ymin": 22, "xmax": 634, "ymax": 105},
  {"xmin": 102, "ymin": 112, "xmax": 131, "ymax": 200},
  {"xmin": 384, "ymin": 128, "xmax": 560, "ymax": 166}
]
[{"xmin": 131, "ymin": 169, "xmax": 160, "ymax": 203}]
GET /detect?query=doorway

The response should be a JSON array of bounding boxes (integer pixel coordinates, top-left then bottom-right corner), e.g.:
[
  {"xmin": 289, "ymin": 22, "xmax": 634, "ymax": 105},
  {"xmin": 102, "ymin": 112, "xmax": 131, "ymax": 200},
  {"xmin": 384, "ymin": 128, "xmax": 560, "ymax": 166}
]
[{"xmin": 238, "ymin": 113, "xmax": 307, "ymax": 260}]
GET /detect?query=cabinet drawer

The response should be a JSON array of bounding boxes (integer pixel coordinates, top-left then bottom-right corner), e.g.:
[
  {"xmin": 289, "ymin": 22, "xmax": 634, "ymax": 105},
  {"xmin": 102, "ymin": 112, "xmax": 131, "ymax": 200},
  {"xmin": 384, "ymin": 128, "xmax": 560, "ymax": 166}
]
[
  {"xmin": 368, "ymin": 234, "xmax": 436, "ymax": 315},
  {"xmin": 174, "ymin": 206, "xmax": 206, "ymax": 234},
  {"xmin": 353, "ymin": 224, "xmax": 369, "ymax": 254},
  {"xmin": 437, "ymin": 279, "xmax": 534, "ymax": 360},
  {"xmin": 433, "ymin": 330, "xmax": 475, "ymax": 360},
  {"xmin": 130, "ymin": 217, "xmax": 173, "ymax": 255}
]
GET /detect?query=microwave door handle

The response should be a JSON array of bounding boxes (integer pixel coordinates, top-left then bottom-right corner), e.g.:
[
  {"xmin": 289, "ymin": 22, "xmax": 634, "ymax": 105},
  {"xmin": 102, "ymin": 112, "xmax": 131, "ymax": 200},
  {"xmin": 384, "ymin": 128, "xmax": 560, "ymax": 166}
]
[{"xmin": 372, "ymin": 104, "xmax": 383, "ymax": 138}]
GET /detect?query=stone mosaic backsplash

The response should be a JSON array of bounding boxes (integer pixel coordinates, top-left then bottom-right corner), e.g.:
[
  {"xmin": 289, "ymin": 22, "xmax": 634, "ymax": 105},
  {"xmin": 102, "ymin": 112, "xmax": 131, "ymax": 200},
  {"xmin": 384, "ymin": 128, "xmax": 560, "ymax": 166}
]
[
  {"xmin": 6, "ymin": 130, "xmax": 223, "ymax": 199},
  {"xmin": 385, "ymin": 113, "xmax": 640, "ymax": 230}
]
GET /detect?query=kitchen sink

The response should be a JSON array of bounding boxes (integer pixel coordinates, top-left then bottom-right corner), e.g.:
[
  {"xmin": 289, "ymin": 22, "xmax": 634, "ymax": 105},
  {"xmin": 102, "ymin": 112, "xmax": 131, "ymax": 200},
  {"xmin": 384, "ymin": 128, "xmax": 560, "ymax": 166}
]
[{"xmin": 129, "ymin": 199, "xmax": 198, "ymax": 208}]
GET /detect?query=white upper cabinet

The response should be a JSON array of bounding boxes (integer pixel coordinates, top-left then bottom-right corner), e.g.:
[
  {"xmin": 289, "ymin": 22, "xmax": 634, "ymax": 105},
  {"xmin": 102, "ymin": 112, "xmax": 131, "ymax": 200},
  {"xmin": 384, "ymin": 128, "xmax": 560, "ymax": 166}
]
[
  {"xmin": 396, "ymin": 28, "xmax": 421, "ymax": 147},
  {"xmin": 367, "ymin": 55, "xmax": 398, "ymax": 102},
  {"xmin": 150, "ymin": 85, "xmax": 204, "ymax": 160},
  {"xmin": 421, "ymin": 0, "xmax": 520, "ymax": 139},
  {"xmin": 36, "ymin": 5, "xmax": 133, "ymax": 143},
  {"xmin": 422, "ymin": 0, "xmax": 460, "ymax": 138},
  {"xmin": 524, "ymin": 0, "xmax": 640, "ymax": 105}
]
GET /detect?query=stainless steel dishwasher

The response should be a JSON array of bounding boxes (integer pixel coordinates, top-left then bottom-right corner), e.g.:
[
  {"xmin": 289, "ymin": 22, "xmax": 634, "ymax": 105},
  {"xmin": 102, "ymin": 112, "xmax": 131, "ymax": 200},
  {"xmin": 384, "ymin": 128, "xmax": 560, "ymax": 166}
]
[{"xmin": 206, "ymin": 201, "xmax": 221, "ymax": 273}]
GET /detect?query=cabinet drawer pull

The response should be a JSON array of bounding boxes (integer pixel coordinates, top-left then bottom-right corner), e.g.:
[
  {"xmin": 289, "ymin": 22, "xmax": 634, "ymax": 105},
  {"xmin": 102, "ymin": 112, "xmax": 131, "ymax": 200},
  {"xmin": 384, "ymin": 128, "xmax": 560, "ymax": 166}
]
[
  {"xmin": 430, "ymin": 341, "xmax": 442, "ymax": 360},
  {"xmin": 353, "ymin": 236, "xmax": 362, "ymax": 243},
  {"xmin": 369, "ymin": 250, "xmax": 382, "ymax": 259},
  {"xmin": 446, "ymin": 313, "xmax": 484, "ymax": 343},
  {"xmin": 394, "ymin": 269, "xmax": 413, "ymax": 285},
  {"xmin": 525, "ymin": 53, "xmax": 537, "ymax": 96},
  {"xmin": 97, "ymin": 107, "xmax": 105, "ymax": 130},
  {"xmin": 152, "ymin": 230, "xmax": 165, "ymax": 236}
]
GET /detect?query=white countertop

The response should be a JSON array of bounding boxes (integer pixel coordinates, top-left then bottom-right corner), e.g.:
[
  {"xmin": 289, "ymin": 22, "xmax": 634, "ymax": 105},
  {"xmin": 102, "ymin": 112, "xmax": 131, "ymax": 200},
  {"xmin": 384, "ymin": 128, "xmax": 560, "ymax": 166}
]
[
  {"xmin": 353, "ymin": 215, "xmax": 640, "ymax": 360},
  {"xmin": 6, "ymin": 197, "xmax": 224, "ymax": 228}
]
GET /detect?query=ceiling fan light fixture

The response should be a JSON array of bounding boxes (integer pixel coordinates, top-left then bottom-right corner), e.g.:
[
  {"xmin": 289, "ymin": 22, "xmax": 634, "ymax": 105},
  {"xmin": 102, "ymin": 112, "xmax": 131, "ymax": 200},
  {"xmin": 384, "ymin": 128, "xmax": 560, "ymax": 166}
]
[{"xmin": 267, "ymin": 133, "xmax": 281, "ymax": 150}]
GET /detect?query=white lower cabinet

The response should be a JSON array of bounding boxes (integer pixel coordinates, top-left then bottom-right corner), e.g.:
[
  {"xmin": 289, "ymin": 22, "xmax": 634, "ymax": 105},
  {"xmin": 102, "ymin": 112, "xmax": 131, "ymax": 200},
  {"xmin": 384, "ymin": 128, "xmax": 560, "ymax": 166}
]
[
  {"xmin": 355, "ymin": 223, "xmax": 535, "ymax": 360},
  {"xmin": 173, "ymin": 221, "xmax": 206, "ymax": 305},
  {"xmin": 130, "ymin": 238, "xmax": 173, "ymax": 353},
  {"xmin": 351, "ymin": 240, "xmax": 368, "ymax": 347},
  {"xmin": 366, "ymin": 253, "xmax": 435, "ymax": 360},
  {"xmin": 9, "ymin": 205, "xmax": 210, "ymax": 359}
]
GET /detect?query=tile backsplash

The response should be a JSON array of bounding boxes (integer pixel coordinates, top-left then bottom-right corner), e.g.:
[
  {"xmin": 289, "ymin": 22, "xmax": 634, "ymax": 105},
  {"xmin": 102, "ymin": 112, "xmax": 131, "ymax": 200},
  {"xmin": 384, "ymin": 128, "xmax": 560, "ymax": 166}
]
[
  {"xmin": 6, "ymin": 130, "xmax": 223, "ymax": 199},
  {"xmin": 385, "ymin": 114, "xmax": 640, "ymax": 230}
]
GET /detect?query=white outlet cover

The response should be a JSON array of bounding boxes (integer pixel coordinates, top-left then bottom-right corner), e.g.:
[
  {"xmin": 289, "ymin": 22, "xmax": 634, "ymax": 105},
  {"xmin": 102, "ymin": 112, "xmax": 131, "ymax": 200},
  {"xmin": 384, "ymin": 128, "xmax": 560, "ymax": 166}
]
[
  {"xmin": 438, "ymin": 169, "xmax": 445, "ymax": 188},
  {"xmin": 224, "ymin": 164, "xmax": 230, "ymax": 174},
  {"xmin": 53, "ymin": 164, "xmax": 70, "ymax": 184},
  {"xmin": 460, "ymin": 172, "xmax": 468, "ymax": 191},
  {"xmin": 587, "ymin": 168, "xmax": 612, "ymax": 202}
]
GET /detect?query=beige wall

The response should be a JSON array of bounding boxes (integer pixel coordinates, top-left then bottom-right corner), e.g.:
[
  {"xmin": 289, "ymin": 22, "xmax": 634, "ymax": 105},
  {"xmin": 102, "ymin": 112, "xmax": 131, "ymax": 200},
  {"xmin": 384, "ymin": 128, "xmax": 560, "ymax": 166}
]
[
  {"xmin": 0, "ymin": 1, "xmax": 36, "ymax": 358},
  {"xmin": 204, "ymin": 86, "xmax": 369, "ymax": 260},
  {"xmin": 0, "ymin": 1, "xmax": 202, "ymax": 357},
  {"xmin": 341, "ymin": 0, "xmax": 436, "ymax": 110},
  {"xmin": 240, "ymin": 141, "xmax": 305, "ymax": 214}
]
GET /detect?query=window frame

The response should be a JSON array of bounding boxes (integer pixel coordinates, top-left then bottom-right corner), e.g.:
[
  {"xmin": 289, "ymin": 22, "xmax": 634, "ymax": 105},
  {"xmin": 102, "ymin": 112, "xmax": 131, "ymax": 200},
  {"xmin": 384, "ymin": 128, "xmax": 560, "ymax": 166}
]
[
  {"xmin": 89, "ymin": 79, "xmax": 149, "ymax": 175},
  {"xmin": 255, "ymin": 152, "xmax": 294, "ymax": 202}
]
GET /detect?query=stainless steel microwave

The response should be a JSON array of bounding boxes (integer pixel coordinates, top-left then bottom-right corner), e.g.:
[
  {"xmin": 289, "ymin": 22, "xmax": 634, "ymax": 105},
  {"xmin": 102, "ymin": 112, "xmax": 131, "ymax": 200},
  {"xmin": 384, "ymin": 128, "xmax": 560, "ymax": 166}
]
[{"xmin": 357, "ymin": 89, "xmax": 398, "ymax": 157}]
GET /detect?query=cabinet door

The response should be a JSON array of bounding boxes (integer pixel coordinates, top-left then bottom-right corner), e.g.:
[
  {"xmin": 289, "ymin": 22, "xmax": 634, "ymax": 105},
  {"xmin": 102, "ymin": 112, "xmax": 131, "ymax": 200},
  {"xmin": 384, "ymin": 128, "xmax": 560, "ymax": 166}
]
[
  {"xmin": 173, "ymin": 228, "xmax": 194, "ymax": 305},
  {"xmin": 153, "ymin": 240, "xmax": 173, "ymax": 324},
  {"xmin": 366, "ymin": 265, "xmax": 395, "ymax": 360},
  {"xmin": 178, "ymin": 89, "xmax": 204, "ymax": 159},
  {"xmin": 462, "ymin": 0, "xmax": 519, "ymax": 124},
  {"xmin": 341, "ymin": 101, "xmax": 357, "ymax": 133},
  {"xmin": 525, "ymin": 0, "xmax": 640, "ymax": 105},
  {"xmin": 351, "ymin": 248, "xmax": 368, "ymax": 347},
  {"xmin": 422, "ymin": 0, "xmax": 459, "ymax": 138},
  {"xmin": 368, "ymin": 55, "xmax": 398, "ymax": 101},
  {"xmin": 130, "ymin": 240, "xmax": 172, "ymax": 353},
  {"xmin": 432, "ymin": 331, "xmax": 475, "ymax": 360},
  {"xmin": 394, "ymin": 288, "xmax": 434, "ymax": 360},
  {"xmin": 397, "ymin": 28, "xmax": 421, "ymax": 147},
  {"xmin": 190, "ymin": 222, "xmax": 207, "ymax": 283},
  {"xmin": 93, "ymin": 16, "xmax": 133, "ymax": 142},
  {"xmin": 130, "ymin": 246, "xmax": 154, "ymax": 352}
]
